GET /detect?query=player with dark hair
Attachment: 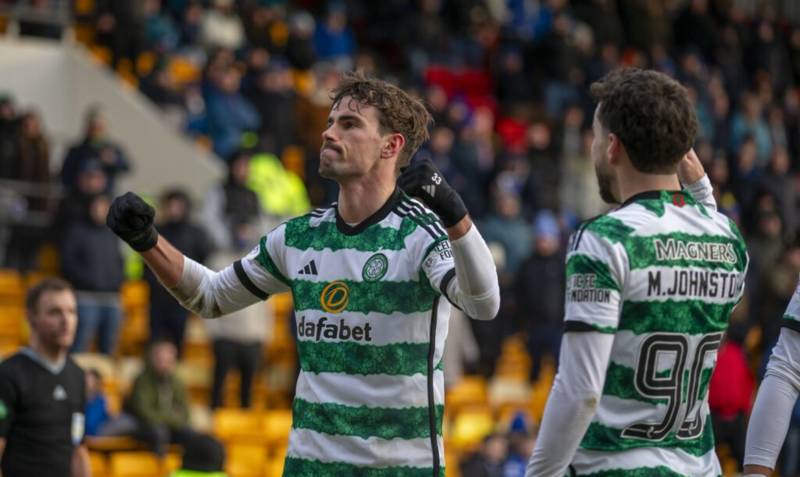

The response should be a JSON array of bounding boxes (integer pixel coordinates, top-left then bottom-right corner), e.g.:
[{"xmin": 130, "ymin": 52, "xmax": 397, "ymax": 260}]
[
  {"xmin": 0, "ymin": 277, "xmax": 91, "ymax": 477},
  {"xmin": 525, "ymin": 68, "xmax": 748, "ymax": 476},
  {"xmin": 107, "ymin": 71, "xmax": 500, "ymax": 475}
]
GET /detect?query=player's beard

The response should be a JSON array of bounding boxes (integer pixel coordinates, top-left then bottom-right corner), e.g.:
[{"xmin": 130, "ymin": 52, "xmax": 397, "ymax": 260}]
[
  {"xmin": 319, "ymin": 144, "xmax": 344, "ymax": 180},
  {"xmin": 595, "ymin": 159, "xmax": 618, "ymax": 204}
]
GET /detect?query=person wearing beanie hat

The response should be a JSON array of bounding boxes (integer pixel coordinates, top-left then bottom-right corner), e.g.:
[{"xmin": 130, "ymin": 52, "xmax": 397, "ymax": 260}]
[{"xmin": 514, "ymin": 210, "xmax": 565, "ymax": 383}]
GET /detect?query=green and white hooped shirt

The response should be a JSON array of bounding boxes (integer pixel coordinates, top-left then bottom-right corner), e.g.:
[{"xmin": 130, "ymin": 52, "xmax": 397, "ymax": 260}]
[
  {"xmin": 561, "ymin": 189, "xmax": 748, "ymax": 477},
  {"xmin": 236, "ymin": 189, "xmax": 456, "ymax": 477}
]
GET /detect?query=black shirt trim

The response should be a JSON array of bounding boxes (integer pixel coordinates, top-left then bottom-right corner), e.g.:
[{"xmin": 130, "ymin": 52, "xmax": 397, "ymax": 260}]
[
  {"xmin": 782, "ymin": 318, "xmax": 800, "ymax": 334},
  {"xmin": 234, "ymin": 260, "xmax": 269, "ymax": 301},
  {"xmin": 564, "ymin": 320, "xmax": 600, "ymax": 333},
  {"xmin": 571, "ymin": 215, "xmax": 602, "ymax": 252},
  {"xmin": 335, "ymin": 188, "xmax": 403, "ymax": 235},
  {"xmin": 427, "ymin": 297, "xmax": 441, "ymax": 476},
  {"xmin": 619, "ymin": 189, "xmax": 683, "ymax": 209},
  {"xmin": 439, "ymin": 268, "xmax": 462, "ymax": 312}
]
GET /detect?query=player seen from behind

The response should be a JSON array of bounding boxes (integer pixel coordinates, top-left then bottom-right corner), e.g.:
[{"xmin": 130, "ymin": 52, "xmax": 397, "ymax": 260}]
[{"xmin": 525, "ymin": 68, "xmax": 749, "ymax": 476}]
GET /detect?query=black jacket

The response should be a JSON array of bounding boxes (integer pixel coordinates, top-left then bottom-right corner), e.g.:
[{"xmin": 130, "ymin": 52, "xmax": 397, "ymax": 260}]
[
  {"xmin": 514, "ymin": 251, "xmax": 566, "ymax": 328},
  {"xmin": 60, "ymin": 222, "xmax": 124, "ymax": 293}
]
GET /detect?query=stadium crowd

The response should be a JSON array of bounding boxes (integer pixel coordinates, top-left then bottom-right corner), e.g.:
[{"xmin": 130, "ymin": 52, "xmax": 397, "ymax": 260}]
[{"xmin": 2, "ymin": 0, "xmax": 800, "ymax": 475}]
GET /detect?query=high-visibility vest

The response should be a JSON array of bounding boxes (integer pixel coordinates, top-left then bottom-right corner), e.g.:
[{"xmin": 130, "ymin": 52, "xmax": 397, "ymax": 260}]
[{"xmin": 247, "ymin": 153, "xmax": 310, "ymax": 217}]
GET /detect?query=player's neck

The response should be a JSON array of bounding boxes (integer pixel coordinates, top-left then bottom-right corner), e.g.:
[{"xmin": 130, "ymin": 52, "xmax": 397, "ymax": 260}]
[
  {"xmin": 337, "ymin": 178, "xmax": 396, "ymax": 224},
  {"xmin": 29, "ymin": 337, "xmax": 67, "ymax": 365},
  {"xmin": 616, "ymin": 168, "xmax": 681, "ymax": 204}
]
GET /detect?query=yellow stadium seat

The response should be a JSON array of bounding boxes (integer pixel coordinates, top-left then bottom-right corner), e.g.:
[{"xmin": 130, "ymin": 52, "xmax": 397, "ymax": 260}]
[
  {"xmin": 86, "ymin": 436, "xmax": 142, "ymax": 453},
  {"xmin": 73, "ymin": 24, "xmax": 95, "ymax": 45},
  {"xmin": 183, "ymin": 341, "xmax": 212, "ymax": 367},
  {"xmin": 213, "ymin": 409, "xmax": 265, "ymax": 444},
  {"xmin": 226, "ymin": 443, "xmax": 267, "ymax": 477},
  {"xmin": 281, "ymin": 145, "xmax": 305, "ymax": 180},
  {"xmin": 262, "ymin": 409, "xmax": 293, "ymax": 446},
  {"xmin": 89, "ymin": 45, "xmax": 112, "ymax": 65},
  {"xmin": 446, "ymin": 376, "xmax": 488, "ymax": 411},
  {"xmin": 137, "ymin": 52, "xmax": 157, "ymax": 77},
  {"xmin": 0, "ymin": 269, "xmax": 23, "ymax": 305},
  {"xmin": 0, "ymin": 305, "xmax": 26, "ymax": 343},
  {"xmin": 0, "ymin": 342, "xmax": 21, "ymax": 359},
  {"xmin": 449, "ymin": 408, "xmax": 494, "ymax": 452},
  {"xmin": 109, "ymin": 451, "xmax": 160, "ymax": 477},
  {"xmin": 89, "ymin": 451, "xmax": 108, "ymax": 477},
  {"xmin": 269, "ymin": 21, "xmax": 289, "ymax": 48},
  {"xmin": 163, "ymin": 451, "xmax": 182, "ymax": 475},
  {"xmin": 35, "ymin": 244, "xmax": 60, "ymax": 275},
  {"xmin": 270, "ymin": 444, "xmax": 287, "ymax": 460},
  {"xmin": 22, "ymin": 271, "xmax": 53, "ymax": 288},
  {"xmin": 121, "ymin": 281, "xmax": 150, "ymax": 309},
  {"xmin": 270, "ymin": 293, "xmax": 293, "ymax": 320},
  {"xmin": 264, "ymin": 457, "xmax": 285, "ymax": 477},
  {"xmin": 74, "ymin": 0, "xmax": 95, "ymax": 15},
  {"xmin": 169, "ymin": 57, "xmax": 201, "ymax": 85},
  {"xmin": 291, "ymin": 69, "xmax": 314, "ymax": 97},
  {"xmin": 118, "ymin": 309, "xmax": 149, "ymax": 355},
  {"xmin": 445, "ymin": 451, "xmax": 461, "ymax": 477}
]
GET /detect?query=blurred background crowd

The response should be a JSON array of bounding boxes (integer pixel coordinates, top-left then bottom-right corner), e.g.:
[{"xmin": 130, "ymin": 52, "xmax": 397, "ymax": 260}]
[{"xmin": 1, "ymin": 0, "xmax": 800, "ymax": 475}]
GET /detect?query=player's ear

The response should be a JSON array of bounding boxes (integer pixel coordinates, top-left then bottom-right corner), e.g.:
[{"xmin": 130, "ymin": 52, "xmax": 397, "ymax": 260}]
[{"xmin": 381, "ymin": 133, "xmax": 405, "ymax": 160}]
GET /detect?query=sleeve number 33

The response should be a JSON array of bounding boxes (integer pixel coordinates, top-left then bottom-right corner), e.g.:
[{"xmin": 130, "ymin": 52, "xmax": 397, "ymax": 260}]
[{"xmin": 622, "ymin": 332, "xmax": 723, "ymax": 441}]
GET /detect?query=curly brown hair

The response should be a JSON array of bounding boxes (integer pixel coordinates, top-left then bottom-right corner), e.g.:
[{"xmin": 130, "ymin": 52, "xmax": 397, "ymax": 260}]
[
  {"xmin": 331, "ymin": 71, "xmax": 433, "ymax": 168},
  {"xmin": 590, "ymin": 68, "xmax": 697, "ymax": 174}
]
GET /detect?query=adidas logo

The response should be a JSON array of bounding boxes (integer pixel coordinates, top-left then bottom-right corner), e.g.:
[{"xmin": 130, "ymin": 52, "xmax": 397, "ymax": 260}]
[
  {"xmin": 423, "ymin": 184, "xmax": 436, "ymax": 197},
  {"xmin": 298, "ymin": 260, "xmax": 318, "ymax": 275},
  {"xmin": 53, "ymin": 385, "xmax": 67, "ymax": 401}
]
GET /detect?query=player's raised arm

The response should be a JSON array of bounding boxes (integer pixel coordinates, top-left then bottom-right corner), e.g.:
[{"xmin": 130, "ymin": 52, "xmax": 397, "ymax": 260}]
[
  {"xmin": 107, "ymin": 192, "xmax": 289, "ymax": 318},
  {"xmin": 399, "ymin": 158, "xmax": 500, "ymax": 320},
  {"xmin": 744, "ymin": 282, "xmax": 800, "ymax": 476},
  {"xmin": 678, "ymin": 148, "xmax": 717, "ymax": 211}
]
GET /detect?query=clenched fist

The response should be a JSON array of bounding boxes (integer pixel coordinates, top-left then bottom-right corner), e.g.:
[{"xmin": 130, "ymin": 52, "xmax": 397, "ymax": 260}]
[
  {"xmin": 106, "ymin": 192, "xmax": 159, "ymax": 252},
  {"xmin": 398, "ymin": 158, "xmax": 468, "ymax": 228}
]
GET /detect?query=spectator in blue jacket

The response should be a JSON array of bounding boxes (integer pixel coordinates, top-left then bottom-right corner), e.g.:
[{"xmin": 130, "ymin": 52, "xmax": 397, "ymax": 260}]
[{"xmin": 204, "ymin": 64, "xmax": 260, "ymax": 158}]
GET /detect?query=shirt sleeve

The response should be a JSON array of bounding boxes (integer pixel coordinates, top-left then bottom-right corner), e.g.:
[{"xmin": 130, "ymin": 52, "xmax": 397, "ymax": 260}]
[
  {"xmin": 563, "ymin": 228, "xmax": 627, "ymax": 333},
  {"xmin": 526, "ymin": 332, "xmax": 616, "ymax": 477},
  {"xmin": 744, "ymin": 327, "xmax": 800, "ymax": 469},
  {"xmin": 236, "ymin": 227, "xmax": 293, "ymax": 299},
  {"xmin": 421, "ymin": 225, "xmax": 500, "ymax": 320},
  {"xmin": 170, "ymin": 225, "xmax": 292, "ymax": 318},
  {"xmin": 420, "ymin": 235, "xmax": 456, "ymax": 299},
  {"xmin": 525, "ymin": 229, "xmax": 624, "ymax": 476},
  {"xmin": 0, "ymin": 367, "xmax": 17, "ymax": 438},
  {"xmin": 684, "ymin": 174, "xmax": 717, "ymax": 212}
]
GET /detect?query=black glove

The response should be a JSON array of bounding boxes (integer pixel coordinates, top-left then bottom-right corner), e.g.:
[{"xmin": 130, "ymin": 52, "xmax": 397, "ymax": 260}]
[
  {"xmin": 106, "ymin": 192, "xmax": 159, "ymax": 252},
  {"xmin": 398, "ymin": 158, "xmax": 468, "ymax": 228}
]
